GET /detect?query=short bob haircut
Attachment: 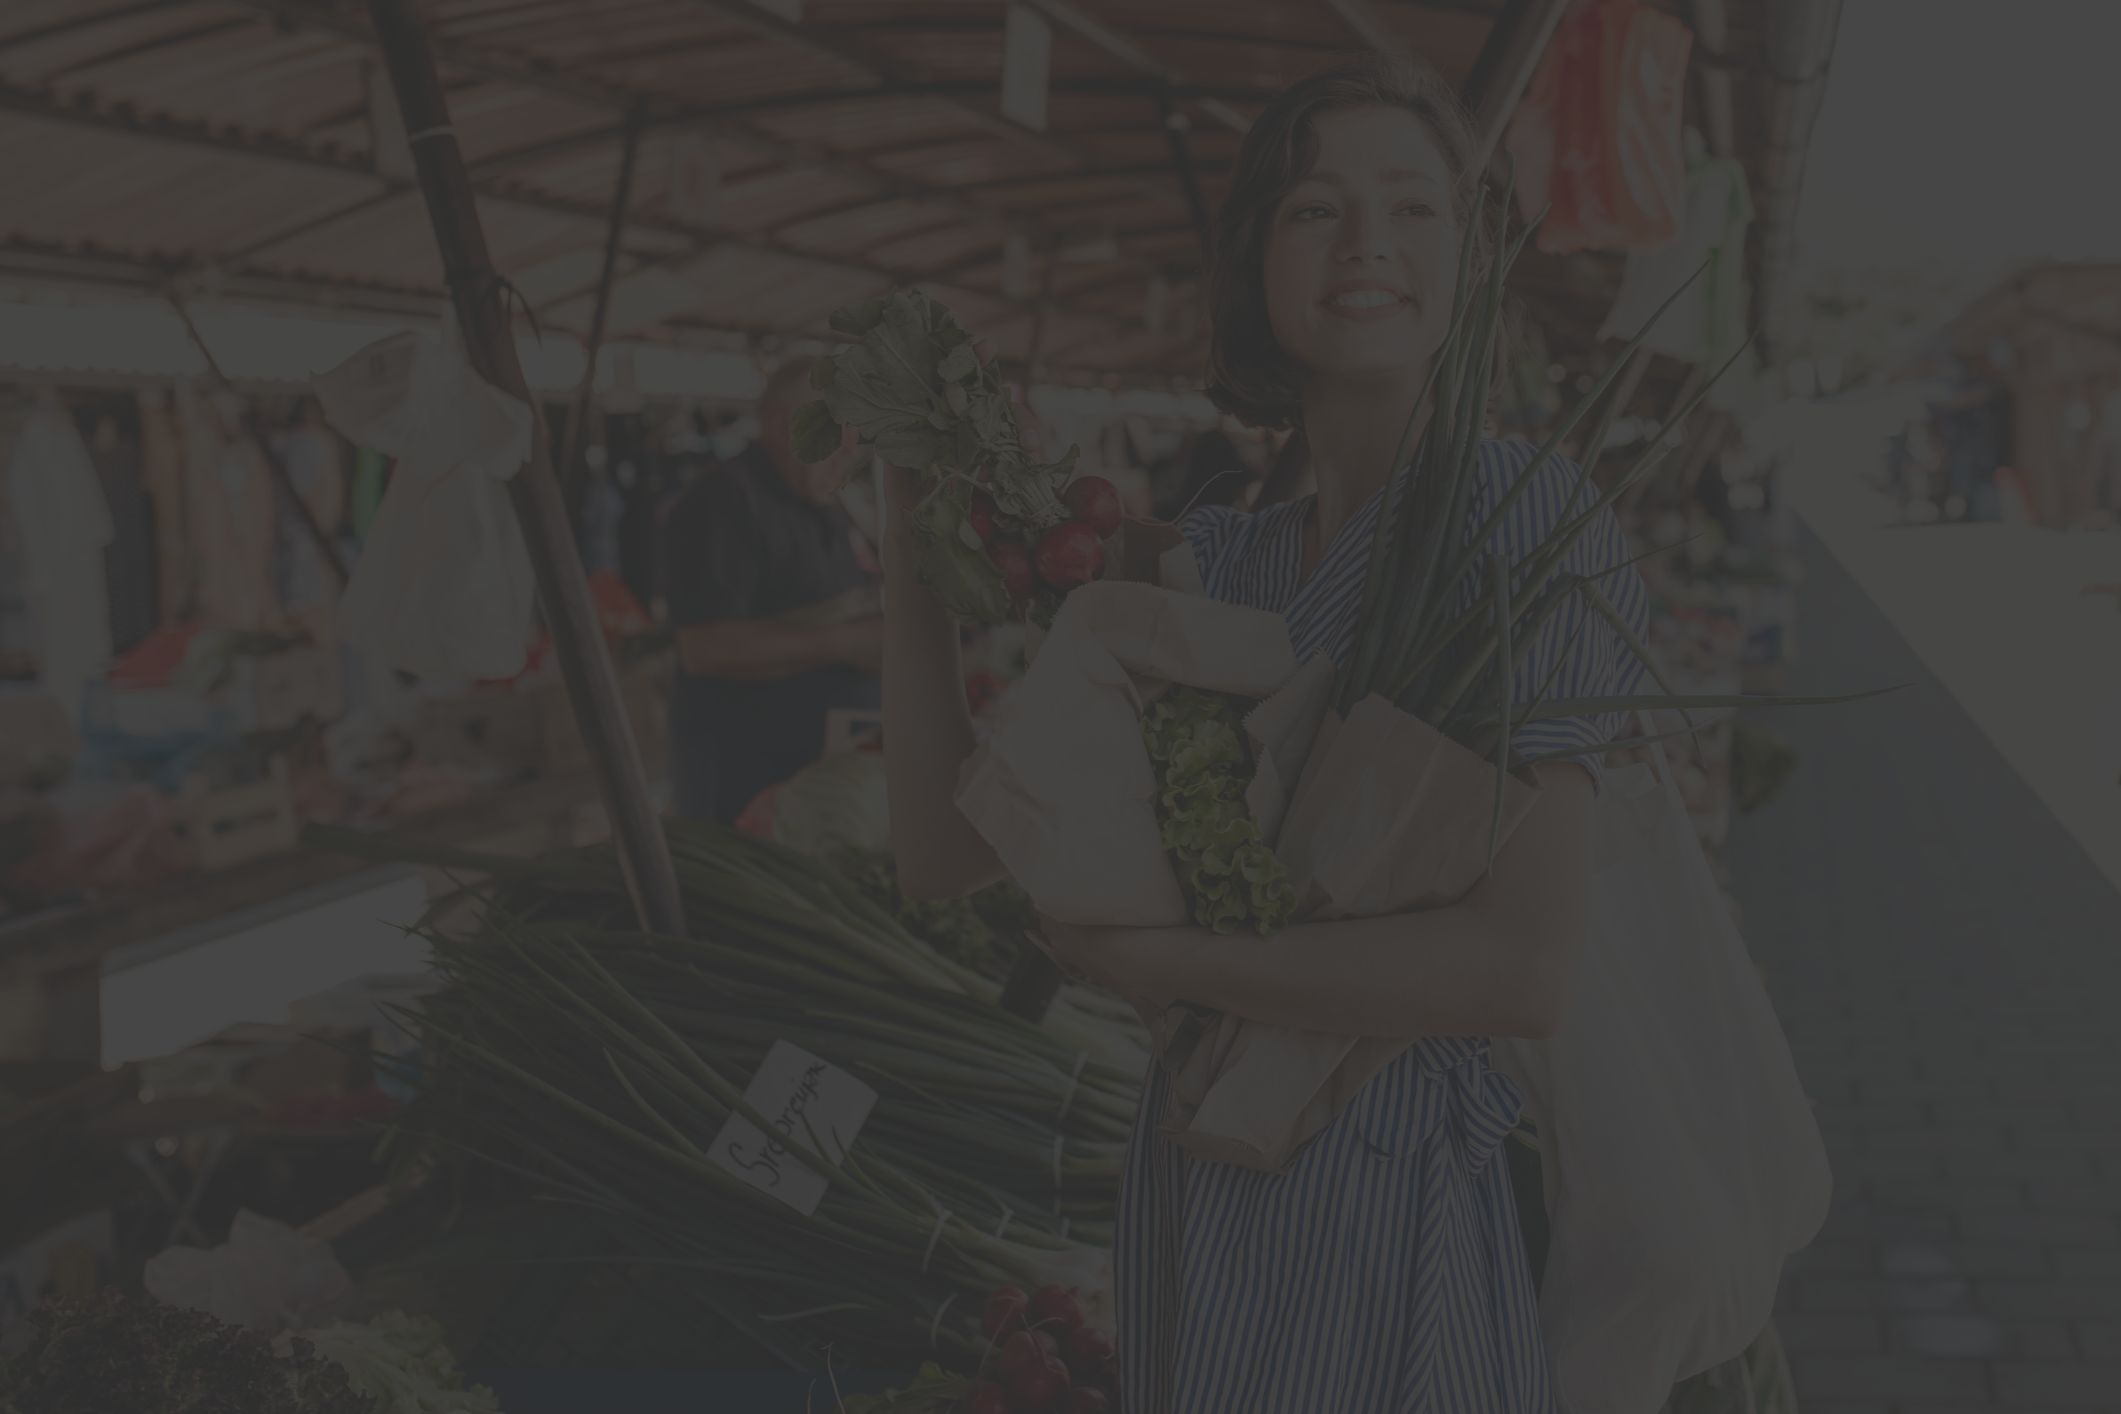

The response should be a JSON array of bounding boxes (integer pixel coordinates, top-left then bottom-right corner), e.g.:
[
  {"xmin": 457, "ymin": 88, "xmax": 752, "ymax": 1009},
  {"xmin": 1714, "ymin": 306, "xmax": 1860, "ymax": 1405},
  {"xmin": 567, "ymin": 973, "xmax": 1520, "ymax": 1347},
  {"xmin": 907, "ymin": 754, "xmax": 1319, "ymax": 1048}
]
[{"xmin": 1205, "ymin": 55, "xmax": 1491, "ymax": 433}]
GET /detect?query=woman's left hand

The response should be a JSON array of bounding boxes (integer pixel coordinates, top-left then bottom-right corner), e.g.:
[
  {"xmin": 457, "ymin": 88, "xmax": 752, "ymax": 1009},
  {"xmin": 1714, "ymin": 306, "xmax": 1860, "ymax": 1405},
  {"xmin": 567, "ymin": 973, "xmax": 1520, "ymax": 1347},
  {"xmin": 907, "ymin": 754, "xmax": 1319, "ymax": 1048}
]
[{"xmin": 1037, "ymin": 916, "xmax": 1185, "ymax": 1018}]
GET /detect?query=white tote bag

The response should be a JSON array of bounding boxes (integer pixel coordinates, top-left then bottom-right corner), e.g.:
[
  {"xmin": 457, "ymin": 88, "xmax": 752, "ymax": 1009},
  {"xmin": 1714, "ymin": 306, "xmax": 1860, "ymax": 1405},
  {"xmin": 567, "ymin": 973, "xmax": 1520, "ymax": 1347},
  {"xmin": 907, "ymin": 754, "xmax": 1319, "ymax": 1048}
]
[{"xmin": 1492, "ymin": 741, "xmax": 1832, "ymax": 1414}]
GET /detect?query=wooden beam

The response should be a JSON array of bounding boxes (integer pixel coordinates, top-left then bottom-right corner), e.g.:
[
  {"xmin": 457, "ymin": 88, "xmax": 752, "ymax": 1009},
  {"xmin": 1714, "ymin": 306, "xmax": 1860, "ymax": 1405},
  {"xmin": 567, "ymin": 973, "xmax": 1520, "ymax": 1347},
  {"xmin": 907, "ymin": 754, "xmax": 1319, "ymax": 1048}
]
[
  {"xmin": 1018, "ymin": 0, "xmax": 1251, "ymax": 134},
  {"xmin": 367, "ymin": 0, "xmax": 686, "ymax": 938},
  {"xmin": 224, "ymin": 0, "xmax": 1180, "ymax": 291},
  {"xmin": 1326, "ymin": 0, "xmax": 1410, "ymax": 61}
]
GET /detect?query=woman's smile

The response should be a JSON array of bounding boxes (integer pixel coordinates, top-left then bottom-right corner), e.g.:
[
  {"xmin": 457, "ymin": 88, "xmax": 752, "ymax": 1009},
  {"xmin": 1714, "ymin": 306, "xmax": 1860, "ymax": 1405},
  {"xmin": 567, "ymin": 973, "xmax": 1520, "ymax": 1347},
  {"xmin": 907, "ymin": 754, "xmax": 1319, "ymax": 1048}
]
[{"xmin": 1320, "ymin": 281, "xmax": 1415, "ymax": 320}]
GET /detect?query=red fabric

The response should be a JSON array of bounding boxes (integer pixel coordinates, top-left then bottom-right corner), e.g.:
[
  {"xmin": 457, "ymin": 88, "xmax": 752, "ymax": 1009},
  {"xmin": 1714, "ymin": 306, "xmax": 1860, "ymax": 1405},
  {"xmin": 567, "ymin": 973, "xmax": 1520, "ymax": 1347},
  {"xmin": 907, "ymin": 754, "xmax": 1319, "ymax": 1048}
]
[
  {"xmin": 1507, "ymin": 0, "xmax": 1691, "ymax": 255},
  {"xmin": 587, "ymin": 569, "xmax": 653, "ymax": 640},
  {"xmin": 108, "ymin": 622, "xmax": 207, "ymax": 690},
  {"xmin": 734, "ymin": 782, "xmax": 782, "ymax": 839}
]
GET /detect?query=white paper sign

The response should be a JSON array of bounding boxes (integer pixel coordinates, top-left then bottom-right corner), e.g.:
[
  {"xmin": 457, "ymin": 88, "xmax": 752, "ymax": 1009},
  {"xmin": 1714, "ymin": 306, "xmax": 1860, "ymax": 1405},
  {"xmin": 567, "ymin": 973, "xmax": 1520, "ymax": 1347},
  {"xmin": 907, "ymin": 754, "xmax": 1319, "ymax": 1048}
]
[{"xmin": 709, "ymin": 1041, "xmax": 876, "ymax": 1217}]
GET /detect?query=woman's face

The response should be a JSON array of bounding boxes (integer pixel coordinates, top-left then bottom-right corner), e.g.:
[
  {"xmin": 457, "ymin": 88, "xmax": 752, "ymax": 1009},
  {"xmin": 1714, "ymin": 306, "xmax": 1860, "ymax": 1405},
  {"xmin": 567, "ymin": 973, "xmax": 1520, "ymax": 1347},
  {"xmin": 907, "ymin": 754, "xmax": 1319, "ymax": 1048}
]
[{"xmin": 1261, "ymin": 105, "xmax": 1464, "ymax": 391}]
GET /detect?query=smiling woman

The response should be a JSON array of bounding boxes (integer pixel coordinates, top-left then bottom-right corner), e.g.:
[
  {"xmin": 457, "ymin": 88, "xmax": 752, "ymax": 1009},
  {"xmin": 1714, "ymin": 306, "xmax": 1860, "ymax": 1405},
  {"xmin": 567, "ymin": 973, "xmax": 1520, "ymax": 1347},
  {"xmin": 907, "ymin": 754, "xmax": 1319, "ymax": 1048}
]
[
  {"xmin": 873, "ymin": 48, "xmax": 1653, "ymax": 1414},
  {"xmin": 1065, "ymin": 54, "xmax": 1649, "ymax": 1414}
]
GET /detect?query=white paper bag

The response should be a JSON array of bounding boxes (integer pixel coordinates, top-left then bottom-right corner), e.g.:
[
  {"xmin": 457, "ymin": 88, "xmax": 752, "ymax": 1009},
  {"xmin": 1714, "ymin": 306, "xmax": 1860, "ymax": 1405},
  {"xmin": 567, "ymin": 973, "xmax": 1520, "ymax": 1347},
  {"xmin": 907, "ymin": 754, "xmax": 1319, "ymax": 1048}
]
[
  {"xmin": 1491, "ymin": 742, "xmax": 1832, "ymax": 1414},
  {"xmin": 1158, "ymin": 698, "xmax": 1542, "ymax": 1171},
  {"xmin": 954, "ymin": 578, "xmax": 1303, "ymax": 927},
  {"xmin": 313, "ymin": 332, "xmax": 535, "ymax": 682}
]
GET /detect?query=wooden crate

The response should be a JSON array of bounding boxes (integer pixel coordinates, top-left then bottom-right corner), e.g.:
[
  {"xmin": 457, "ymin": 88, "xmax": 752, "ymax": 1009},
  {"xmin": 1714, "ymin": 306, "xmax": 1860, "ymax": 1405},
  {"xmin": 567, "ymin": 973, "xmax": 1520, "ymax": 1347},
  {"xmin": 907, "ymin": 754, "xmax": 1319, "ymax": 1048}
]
[
  {"xmin": 246, "ymin": 645, "xmax": 344, "ymax": 734},
  {"xmin": 173, "ymin": 756, "xmax": 298, "ymax": 870},
  {"xmin": 408, "ymin": 689, "xmax": 541, "ymax": 774}
]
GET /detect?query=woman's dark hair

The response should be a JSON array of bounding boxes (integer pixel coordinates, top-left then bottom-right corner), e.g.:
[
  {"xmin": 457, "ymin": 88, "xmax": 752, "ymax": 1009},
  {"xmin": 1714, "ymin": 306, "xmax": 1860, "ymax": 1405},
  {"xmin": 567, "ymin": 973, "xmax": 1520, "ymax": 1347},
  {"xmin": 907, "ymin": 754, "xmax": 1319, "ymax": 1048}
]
[{"xmin": 1205, "ymin": 55, "xmax": 1491, "ymax": 432}]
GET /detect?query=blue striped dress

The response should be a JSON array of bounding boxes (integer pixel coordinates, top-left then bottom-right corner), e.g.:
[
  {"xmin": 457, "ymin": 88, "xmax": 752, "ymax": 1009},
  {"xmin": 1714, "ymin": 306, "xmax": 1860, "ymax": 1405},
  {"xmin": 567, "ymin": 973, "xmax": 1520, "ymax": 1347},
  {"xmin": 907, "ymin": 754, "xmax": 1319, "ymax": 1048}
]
[{"xmin": 1114, "ymin": 437, "xmax": 1650, "ymax": 1414}]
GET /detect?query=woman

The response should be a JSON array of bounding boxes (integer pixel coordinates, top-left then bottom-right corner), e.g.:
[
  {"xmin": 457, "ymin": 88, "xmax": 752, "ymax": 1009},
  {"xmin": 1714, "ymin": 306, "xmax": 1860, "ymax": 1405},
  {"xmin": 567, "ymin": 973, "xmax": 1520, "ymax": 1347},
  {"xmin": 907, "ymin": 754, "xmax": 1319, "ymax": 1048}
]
[{"xmin": 882, "ymin": 58, "xmax": 1647, "ymax": 1413}]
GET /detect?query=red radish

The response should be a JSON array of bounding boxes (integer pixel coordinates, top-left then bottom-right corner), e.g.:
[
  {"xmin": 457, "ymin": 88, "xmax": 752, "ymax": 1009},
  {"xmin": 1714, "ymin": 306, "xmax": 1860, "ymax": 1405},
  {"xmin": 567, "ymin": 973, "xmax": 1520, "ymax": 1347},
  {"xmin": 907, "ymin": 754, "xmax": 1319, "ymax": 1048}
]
[
  {"xmin": 1009, "ymin": 1356, "xmax": 1070, "ymax": 1411},
  {"xmin": 1029, "ymin": 1284, "xmax": 1084, "ymax": 1335},
  {"xmin": 1063, "ymin": 1326, "xmax": 1112, "ymax": 1370},
  {"xmin": 967, "ymin": 490, "xmax": 999, "ymax": 544},
  {"xmin": 1032, "ymin": 522, "xmax": 1104, "ymax": 589},
  {"xmin": 1062, "ymin": 1391, "xmax": 1111, "ymax": 1414},
  {"xmin": 982, "ymin": 1285, "xmax": 1028, "ymax": 1338},
  {"xmin": 967, "ymin": 1381, "xmax": 1011, "ymax": 1414},
  {"xmin": 987, "ymin": 540, "xmax": 1035, "ymax": 602},
  {"xmin": 1061, "ymin": 476, "xmax": 1123, "ymax": 538},
  {"xmin": 998, "ymin": 1329, "xmax": 1053, "ymax": 1378}
]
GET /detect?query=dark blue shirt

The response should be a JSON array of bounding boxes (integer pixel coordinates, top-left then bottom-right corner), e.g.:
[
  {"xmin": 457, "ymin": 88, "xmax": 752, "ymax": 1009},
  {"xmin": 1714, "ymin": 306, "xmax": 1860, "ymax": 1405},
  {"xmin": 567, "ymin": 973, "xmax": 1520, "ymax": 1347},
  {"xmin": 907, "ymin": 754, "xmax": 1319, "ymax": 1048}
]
[{"xmin": 662, "ymin": 444, "xmax": 879, "ymax": 822}]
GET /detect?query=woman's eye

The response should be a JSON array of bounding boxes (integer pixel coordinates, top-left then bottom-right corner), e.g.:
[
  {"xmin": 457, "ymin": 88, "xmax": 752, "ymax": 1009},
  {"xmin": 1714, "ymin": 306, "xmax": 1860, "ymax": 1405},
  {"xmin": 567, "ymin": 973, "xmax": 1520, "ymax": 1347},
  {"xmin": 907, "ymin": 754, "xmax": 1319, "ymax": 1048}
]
[
  {"xmin": 1397, "ymin": 203, "xmax": 1437, "ymax": 219},
  {"xmin": 1290, "ymin": 204, "xmax": 1332, "ymax": 221}
]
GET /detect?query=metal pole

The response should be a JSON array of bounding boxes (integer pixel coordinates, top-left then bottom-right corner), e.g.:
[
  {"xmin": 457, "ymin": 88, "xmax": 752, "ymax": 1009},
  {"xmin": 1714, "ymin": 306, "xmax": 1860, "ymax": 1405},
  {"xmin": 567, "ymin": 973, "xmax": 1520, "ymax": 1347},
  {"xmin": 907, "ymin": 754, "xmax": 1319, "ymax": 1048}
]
[
  {"xmin": 367, "ymin": 0, "xmax": 686, "ymax": 938},
  {"xmin": 559, "ymin": 113, "xmax": 645, "ymax": 511}
]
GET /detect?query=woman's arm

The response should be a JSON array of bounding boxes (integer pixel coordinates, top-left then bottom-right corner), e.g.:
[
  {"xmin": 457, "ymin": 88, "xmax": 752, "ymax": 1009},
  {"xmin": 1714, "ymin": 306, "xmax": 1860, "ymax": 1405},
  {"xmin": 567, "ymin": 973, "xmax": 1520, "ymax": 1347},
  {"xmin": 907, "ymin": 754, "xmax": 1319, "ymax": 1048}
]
[
  {"xmin": 880, "ymin": 465, "xmax": 1007, "ymax": 900},
  {"xmin": 676, "ymin": 615, "xmax": 882, "ymax": 681},
  {"xmin": 1045, "ymin": 762, "xmax": 1596, "ymax": 1040}
]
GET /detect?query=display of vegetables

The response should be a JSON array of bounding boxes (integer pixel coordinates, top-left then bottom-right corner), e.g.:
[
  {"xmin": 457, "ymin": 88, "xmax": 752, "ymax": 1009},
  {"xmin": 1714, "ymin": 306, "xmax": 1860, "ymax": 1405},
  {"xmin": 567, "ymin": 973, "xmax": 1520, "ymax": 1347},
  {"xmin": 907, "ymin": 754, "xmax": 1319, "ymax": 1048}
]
[
  {"xmin": 1141, "ymin": 688, "xmax": 1296, "ymax": 934},
  {"xmin": 836, "ymin": 847, "xmax": 1037, "ymax": 980},
  {"xmin": 838, "ymin": 1283, "xmax": 1120, "ymax": 1414},
  {"xmin": 296, "ymin": 1312, "xmax": 502, "ymax": 1414},
  {"xmin": 352, "ymin": 820, "xmax": 1145, "ymax": 1371},
  {"xmin": 794, "ymin": 290, "xmax": 1120, "ymax": 627},
  {"xmin": 0, "ymin": 1291, "xmax": 371, "ymax": 1414}
]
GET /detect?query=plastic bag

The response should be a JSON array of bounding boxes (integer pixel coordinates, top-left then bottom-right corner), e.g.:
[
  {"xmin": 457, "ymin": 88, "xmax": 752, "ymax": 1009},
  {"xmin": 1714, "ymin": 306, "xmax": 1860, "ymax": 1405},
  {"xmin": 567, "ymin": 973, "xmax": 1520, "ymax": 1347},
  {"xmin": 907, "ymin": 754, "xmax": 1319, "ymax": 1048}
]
[
  {"xmin": 1491, "ymin": 742, "xmax": 1831, "ymax": 1414},
  {"xmin": 313, "ymin": 333, "xmax": 535, "ymax": 682},
  {"xmin": 143, "ymin": 1209, "xmax": 352, "ymax": 1336},
  {"xmin": 1507, "ymin": 0, "xmax": 1692, "ymax": 255}
]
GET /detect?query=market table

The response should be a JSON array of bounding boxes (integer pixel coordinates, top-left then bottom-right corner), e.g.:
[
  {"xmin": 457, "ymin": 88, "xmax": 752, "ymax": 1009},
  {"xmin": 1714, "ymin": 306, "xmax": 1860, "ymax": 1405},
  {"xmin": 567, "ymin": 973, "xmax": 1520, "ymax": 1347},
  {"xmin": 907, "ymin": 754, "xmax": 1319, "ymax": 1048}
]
[{"xmin": 0, "ymin": 762, "xmax": 647, "ymax": 1062}]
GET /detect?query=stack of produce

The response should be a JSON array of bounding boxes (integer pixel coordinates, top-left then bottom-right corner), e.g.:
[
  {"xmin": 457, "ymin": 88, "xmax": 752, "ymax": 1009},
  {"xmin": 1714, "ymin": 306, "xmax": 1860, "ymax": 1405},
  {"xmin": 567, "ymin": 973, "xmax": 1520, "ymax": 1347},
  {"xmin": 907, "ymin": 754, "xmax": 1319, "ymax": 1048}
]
[
  {"xmin": 0, "ymin": 1292, "xmax": 498, "ymax": 1414},
  {"xmin": 369, "ymin": 821, "xmax": 1143, "ymax": 1370},
  {"xmin": 841, "ymin": 1282, "xmax": 1120, "ymax": 1413},
  {"xmin": 759, "ymin": 748, "xmax": 1041, "ymax": 981}
]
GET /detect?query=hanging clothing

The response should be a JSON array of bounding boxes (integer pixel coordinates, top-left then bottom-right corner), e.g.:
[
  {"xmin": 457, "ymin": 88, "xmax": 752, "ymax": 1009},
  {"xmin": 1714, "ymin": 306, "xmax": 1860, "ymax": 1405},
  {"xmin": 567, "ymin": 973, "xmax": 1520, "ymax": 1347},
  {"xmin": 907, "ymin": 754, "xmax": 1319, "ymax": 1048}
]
[
  {"xmin": 1601, "ymin": 140, "xmax": 1755, "ymax": 368},
  {"xmin": 1507, "ymin": 0, "xmax": 1693, "ymax": 256},
  {"xmin": 89, "ymin": 413, "xmax": 158, "ymax": 656},
  {"xmin": 7, "ymin": 398, "xmax": 115, "ymax": 715},
  {"xmin": 138, "ymin": 390, "xmax": 193, "ymax": 626},
  {"xmin": 179, "ymin": 388, "xmax": 277, "ymax": 631},
  {"xmin": 269, "ymin": 419, "xmax": 346, "ymax": 616},
  {"xmin": 1117, "ymin": 438, "xmax": 1650, "ymax": 1413}
]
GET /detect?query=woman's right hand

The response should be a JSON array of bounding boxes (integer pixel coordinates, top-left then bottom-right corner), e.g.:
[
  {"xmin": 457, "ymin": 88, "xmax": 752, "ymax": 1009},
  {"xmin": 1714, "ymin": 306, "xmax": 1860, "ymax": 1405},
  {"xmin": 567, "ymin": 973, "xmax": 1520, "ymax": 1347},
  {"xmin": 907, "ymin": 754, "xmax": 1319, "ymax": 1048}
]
[{"xmin": 880, "ymin": 464, "xmax": 925, "ymax": 568}]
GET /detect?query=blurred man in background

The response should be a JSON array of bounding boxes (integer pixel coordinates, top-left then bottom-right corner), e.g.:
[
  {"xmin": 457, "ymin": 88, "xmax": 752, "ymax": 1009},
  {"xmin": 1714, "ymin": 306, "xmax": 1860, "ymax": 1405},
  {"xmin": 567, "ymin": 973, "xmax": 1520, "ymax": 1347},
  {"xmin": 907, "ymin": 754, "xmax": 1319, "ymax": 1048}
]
[{"xmin": 661, "ymin": 358, "xmax": 882, "ymax": 823}]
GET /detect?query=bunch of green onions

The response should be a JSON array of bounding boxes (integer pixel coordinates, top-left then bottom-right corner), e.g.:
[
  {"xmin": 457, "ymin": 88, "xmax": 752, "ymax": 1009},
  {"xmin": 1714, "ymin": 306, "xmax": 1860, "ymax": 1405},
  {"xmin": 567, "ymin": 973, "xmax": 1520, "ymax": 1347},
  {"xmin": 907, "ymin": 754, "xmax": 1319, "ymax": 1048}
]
[
  {"xmin": 352, "ymin": 823, "xmax": 1143, "ymax": 1369},
  {"xmin": 1337, "ymin": 183, "xmax": 1875, "ymax": 852}
]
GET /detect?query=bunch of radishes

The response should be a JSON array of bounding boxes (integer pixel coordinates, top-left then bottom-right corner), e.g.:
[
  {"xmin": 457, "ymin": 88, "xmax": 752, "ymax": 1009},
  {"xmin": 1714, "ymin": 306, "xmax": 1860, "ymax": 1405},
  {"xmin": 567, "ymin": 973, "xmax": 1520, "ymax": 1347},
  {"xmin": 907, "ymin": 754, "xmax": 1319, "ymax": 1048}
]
[
  {"xmin": 966, "ymin": 473, "xmax": 1125, "ymax": 618},
  {"xmin": 963, "ymin": 1281, "xmax": 1118, "ymax": 1413}
]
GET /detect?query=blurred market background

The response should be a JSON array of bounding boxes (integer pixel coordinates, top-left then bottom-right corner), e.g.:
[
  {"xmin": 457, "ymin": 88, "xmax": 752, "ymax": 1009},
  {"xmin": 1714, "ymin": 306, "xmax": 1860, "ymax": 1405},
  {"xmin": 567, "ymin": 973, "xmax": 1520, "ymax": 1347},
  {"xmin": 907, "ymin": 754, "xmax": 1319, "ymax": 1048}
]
[{"xmin": 0, "ymin": 1, "xmax": 2114, "ymax": 1411}]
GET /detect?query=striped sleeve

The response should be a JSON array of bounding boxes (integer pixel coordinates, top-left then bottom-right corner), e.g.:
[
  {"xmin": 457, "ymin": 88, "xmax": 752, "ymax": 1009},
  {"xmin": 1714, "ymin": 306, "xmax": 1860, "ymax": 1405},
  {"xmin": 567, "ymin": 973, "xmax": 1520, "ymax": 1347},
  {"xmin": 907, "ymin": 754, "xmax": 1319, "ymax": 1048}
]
[
  {"xmin": 1477, "ymin": 440, "xmax": 1650, "ymax": 791},
  {"xmin": 1176, "ymin": 504, "xmax": 1246, "ymax": 586}
]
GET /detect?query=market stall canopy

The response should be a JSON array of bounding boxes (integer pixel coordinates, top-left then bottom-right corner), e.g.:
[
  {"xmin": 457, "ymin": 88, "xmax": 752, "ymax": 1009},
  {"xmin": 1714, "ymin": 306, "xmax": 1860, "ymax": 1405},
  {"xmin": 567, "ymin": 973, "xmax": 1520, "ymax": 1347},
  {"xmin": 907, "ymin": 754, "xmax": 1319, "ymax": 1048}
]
[{"xmin": 0, "ymin": 0, "xmax": 1833, "ymax": 388}]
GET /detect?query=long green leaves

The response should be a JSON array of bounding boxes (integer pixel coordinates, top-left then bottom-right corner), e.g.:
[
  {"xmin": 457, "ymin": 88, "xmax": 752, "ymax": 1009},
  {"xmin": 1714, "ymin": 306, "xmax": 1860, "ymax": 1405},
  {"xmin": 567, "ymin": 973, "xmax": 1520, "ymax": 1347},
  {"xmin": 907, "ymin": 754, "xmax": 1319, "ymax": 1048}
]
[
  {"xmin": 1324, "ymin": 183, "xmax": 1885, "ymax": 858},
  {"xmin": 366, "ymin": 822, "xmax": 1148, "ymax": 1371}
]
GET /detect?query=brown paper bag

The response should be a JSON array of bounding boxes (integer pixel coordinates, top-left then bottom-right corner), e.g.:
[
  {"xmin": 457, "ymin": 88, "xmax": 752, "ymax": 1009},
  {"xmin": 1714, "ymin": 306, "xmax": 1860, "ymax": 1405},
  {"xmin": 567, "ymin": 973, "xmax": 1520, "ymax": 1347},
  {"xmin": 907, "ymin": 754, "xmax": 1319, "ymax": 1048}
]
[
  {"xmin": 954, "ymin": 579, "xmax": 1307, "ymax": 926},
  {"xmin": 1157, "ymin": 695, "xmax": 1542, "ymax": 1171}
]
